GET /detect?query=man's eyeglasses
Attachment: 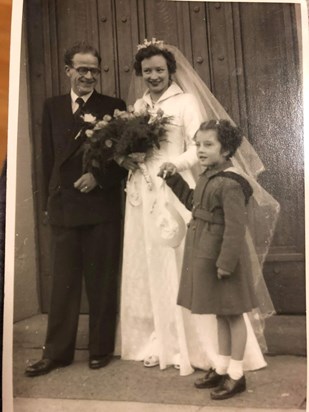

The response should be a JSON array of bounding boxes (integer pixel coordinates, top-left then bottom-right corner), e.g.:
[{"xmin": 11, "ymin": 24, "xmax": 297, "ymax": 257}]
[{"xmin": 72, "ymin": 66, "xmax": 101, "ymax": 76}]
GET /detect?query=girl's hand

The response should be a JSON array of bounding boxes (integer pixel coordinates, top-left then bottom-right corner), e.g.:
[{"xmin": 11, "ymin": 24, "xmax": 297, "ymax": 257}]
[
  {"xmin": 158, "ymin": 162, "xmax": 177, "ymax": 179},
  {"xmin": 217, "ymin": 268, "xmax": 231, "ymax": 280}
]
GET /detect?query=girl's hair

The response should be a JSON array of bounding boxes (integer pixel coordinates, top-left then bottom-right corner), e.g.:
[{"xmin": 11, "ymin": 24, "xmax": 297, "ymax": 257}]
[
  {"xmin": 64, "ymin": 41, "xmax": 102, "ymax": 66},
  {"xmin": 196, "ymin": 119, "xmax": 243, "ymax": 159},
  {"xmin": 133, "ymin": 45, "xmax": 177, "ymax": 76}
]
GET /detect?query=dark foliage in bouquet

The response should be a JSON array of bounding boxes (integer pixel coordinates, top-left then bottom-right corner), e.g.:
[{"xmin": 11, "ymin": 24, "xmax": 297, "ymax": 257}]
[
  {"xmin": 81, "ymin": 107, "xmax": 171, "ymax": 173},
  {"xmin": 113, "ymin": 108, "xmax": 170, "ymax": 157}
]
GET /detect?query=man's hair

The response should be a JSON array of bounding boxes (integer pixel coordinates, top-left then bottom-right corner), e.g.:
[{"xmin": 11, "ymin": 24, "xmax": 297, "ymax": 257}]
[
  {"xmin": 64, "ymin": 41, "xmax": 101, "ymax": 66},
  {"xmin": 196, "ymin": 119, "xmax": 243, "ymax": 159},
  {"xmin": 133, "ymin": 45, "xmax": 176, "ymax": 76}
]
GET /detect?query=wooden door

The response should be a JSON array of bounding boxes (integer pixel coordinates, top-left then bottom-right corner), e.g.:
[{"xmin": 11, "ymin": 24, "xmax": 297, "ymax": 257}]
[{"xmin": 25, "ymin": 0, "xmax": 304, "ymax": 314}]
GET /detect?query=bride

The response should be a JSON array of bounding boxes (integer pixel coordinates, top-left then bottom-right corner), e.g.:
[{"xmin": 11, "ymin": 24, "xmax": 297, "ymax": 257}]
[{"xmin": 120, "ymin": 39, "xmax": 278, "ymax": 376}]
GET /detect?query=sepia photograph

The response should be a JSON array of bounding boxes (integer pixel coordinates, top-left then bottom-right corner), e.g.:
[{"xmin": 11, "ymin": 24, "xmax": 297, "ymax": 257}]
[{"xmin": 2, "ymin": 0, "xmax": 307, "ymax": 411}]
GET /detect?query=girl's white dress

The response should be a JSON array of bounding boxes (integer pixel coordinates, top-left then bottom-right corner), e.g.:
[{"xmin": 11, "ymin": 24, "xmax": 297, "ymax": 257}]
[{"xmin": 120, "ymin": 82, "xmax": 267, "ymax": 376}]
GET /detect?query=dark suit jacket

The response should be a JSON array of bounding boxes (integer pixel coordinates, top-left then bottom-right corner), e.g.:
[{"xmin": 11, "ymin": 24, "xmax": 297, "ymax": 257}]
[{"xmin": 41, "ymin": 90, "xmax": 127, "ymax": 227}]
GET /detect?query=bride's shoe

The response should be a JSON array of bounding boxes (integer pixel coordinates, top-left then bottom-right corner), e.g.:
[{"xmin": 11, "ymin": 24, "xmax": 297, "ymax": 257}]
[
  {"xmin": 173, "ymin": 353, "xmax": 181, "ymax": 370},
  {"xmin": 143, "ymin": 355, "xmax": 160, "ymax": 368}
]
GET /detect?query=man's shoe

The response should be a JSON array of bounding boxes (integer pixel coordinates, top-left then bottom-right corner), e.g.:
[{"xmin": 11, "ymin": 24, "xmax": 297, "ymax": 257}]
[
  {"xmin": 194, "ymin": 368, "xmax": 226, "ymax": 389},
  {"xmin": 89, "ymin": 354, "xmax": 112, "ymax": 369},
  {"xmin": 210, "ymin": 375, "xmax": 246, "ymax": 400},
  {"xmin": 25, "ymin": 358, "xmax": 70, "ymax": 377}
]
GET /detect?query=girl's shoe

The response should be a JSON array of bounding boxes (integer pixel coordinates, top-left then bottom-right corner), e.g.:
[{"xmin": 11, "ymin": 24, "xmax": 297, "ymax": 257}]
[
  {"xmin": 210, "ymin": 375, "xmax": 246, "ymax": 400},
  {"xmin": 194, "ymin": 368, "xmax": 226, "ymax": 389},
  {"xmin": 143, "ymin": 355, "xmax": 159, "ymax": 368}
]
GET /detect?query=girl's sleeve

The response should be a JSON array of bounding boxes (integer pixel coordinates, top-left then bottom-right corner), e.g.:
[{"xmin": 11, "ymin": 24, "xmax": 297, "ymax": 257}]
[
  {"xmin": 216, "ymin": 180, "xmax": 247, "ymax": 273},
  {"xmin": 165, "ymin": 173, "xmax": 194, "ymax": 211},
  {"xmin": 171, "ymin": 94, "xmax": 203, "ymax": 172}
]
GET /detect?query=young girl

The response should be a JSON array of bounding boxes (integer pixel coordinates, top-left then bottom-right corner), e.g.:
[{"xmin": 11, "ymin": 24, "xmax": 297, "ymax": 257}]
[{"xmin": 161, "ymin": 119, "xmax": 266, "ymax": 400}]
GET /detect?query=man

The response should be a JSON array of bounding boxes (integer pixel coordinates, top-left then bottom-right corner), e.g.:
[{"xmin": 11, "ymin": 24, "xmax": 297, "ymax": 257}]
[{"xmin": 25, "ymin": 42, "xmax": 128, "ymax": 377}]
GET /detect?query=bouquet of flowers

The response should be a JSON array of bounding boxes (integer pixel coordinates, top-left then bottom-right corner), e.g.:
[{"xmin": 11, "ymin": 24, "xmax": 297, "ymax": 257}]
[{"xmin": 81, "ymin": 106, "xmax": 172, "ymax": 189}]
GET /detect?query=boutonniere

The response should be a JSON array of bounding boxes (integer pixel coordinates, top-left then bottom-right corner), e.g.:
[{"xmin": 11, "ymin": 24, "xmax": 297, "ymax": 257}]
[{"xmin": 74, "ymin": 113, "xmax": 97, "ymax": 140}]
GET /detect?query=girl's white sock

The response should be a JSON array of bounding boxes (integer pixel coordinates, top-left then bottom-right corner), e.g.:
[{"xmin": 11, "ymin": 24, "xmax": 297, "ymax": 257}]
[
  {"xmin": 227, "ymin": 359, "xmax": 244, "ymax": 380},
  {"xmin": 215, "ymin": 355, "xmax": 231, "ymax": 375}
]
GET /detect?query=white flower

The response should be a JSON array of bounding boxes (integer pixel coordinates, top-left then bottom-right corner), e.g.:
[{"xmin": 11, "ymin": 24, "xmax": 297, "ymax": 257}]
[
  {"xmin": 85, "ymin": 129, "xmax": 94, "ymax": 138},
  {"xmin": 103, "ymin": 114, "xmax": 112, "ymax": 122},
  {"xmin": 105, "ymin": 139, "xmax": 113, "ymax": 148},
  {"xmin": 114, "ymin": 109, "xmax": 131, "ymax": 119},
  {"xmin": 94, "ymin": 120, "xmax": 109, "ymax": 130},
  {"xmin": 82, "ymin": 113, "xmax": 97, "ymax": 123}
]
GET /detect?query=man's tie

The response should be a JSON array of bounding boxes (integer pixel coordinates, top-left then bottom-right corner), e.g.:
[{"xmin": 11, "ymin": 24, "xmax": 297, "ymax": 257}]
[{"xmin": 74, "ymin": 97, "xmax": 85, "ymax": 122}]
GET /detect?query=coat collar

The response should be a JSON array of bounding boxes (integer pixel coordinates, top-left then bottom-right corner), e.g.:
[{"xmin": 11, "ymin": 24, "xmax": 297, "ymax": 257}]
[
  {"xmin": 142, "ymin": 82, "xmax": 183, "ymax": 107},
  {"xmin": 203, "ymin": 159, "xmax": 233, "ymax": 179}
]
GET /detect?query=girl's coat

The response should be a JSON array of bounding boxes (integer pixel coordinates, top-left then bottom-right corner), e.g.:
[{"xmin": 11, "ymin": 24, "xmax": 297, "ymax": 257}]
[{"xmin": 166, "ymin": 160, "xmax": 258, "ymax": 315}]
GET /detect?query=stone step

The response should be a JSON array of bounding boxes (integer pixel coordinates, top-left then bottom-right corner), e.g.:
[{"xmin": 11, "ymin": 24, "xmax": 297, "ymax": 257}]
[{"xmin": 14, "ymin": 314, "xmax": 306, "ymax": 356}]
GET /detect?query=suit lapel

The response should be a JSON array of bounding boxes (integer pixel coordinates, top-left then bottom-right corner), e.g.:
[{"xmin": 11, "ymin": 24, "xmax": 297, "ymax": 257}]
[
  {"xmin": 59, "ymin": 94, "xmax": 88, "ymax": 166},
  {"xmin": 59, "ymin": 91, "xmax": 112, "ymax": 166},
  {"xmin": 82, "ymin": 90, "xmax": 102, "ymax": 118}
]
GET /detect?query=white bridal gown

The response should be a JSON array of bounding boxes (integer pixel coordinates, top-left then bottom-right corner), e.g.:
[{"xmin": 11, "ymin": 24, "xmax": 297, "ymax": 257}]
[{"xmin": 120, "ymin": 82, "xmax": 266, "ymax": 376}]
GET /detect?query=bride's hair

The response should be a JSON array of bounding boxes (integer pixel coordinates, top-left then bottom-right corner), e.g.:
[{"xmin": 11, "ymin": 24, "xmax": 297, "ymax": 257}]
[{"xmin": 133, "ymin": 45, "xmax": 177, "ymax": 76}]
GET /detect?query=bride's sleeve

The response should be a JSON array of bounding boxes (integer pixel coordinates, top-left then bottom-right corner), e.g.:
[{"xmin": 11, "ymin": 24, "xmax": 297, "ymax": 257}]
[
  {"xmin": 133, "ymin": 98, "xmax": 146, "ymax": 114},
  {"xmin": 171, "ymin": 94, "xmax": 203, "ymax": 172}
]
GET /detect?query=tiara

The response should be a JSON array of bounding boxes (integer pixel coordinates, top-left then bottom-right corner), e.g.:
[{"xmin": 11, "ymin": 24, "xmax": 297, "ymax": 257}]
[{"xmin": 137, "ymin": 38, "xmax": 164, "ymax": 51}]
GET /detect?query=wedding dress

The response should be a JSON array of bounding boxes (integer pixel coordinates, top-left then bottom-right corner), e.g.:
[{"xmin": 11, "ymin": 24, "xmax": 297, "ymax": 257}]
[{"xmin": 120, "ymin": 81, "xmax": 272, "ymax": 375}]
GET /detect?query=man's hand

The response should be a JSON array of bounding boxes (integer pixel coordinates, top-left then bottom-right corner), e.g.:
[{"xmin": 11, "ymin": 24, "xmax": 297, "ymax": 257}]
[
  {"xmin": 217, "ymin": 268, "xmax": 231, "ymax": 280},
  {"xmin": 157, "ymin": 162, "xmax": 177, "ymax": 179},
  {"xmin": 121, "ymin": 157, "xmax": 139, "ymax": 172},
  {"xmin": 74, "ymin": 172, "xmax": 98, "ymax": 193}
]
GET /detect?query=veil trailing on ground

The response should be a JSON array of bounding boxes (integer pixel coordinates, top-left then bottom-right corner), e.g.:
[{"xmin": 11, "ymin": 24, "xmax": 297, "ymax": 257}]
[{"xmin": 127, "ymin": 42, "xmax": 280, "ymax": 352}]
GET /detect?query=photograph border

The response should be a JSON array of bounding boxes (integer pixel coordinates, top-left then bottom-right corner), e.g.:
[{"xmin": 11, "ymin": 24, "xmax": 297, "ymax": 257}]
[{"xmin": 3, "ymin": 0, "xmax": 308, "ymax": 411}]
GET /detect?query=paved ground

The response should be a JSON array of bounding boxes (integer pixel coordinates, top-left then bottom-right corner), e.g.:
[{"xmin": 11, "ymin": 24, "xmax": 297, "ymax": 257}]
[
  {"xmin": 11, "ymin": 315, "xmax": 307, "ymax": 411},
  {"xmin": 12, "ymin": 398, "xmax": 306, "ymax": 412}
]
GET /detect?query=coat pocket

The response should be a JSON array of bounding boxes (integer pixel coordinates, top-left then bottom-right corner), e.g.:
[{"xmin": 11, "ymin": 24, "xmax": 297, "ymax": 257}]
[{"xmin": 194, "ymin": 226, "xmax": 223, "ymax": 259}]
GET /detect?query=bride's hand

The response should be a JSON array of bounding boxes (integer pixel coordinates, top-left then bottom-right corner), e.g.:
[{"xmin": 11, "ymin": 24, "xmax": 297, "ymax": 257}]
[
  {"xmin": 121, "ymin": 157, "xmax": 139, "ymax": 171},
  {"xmin": 158, "ymin": 162, "xmax": 177, "ymax": 179}
]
